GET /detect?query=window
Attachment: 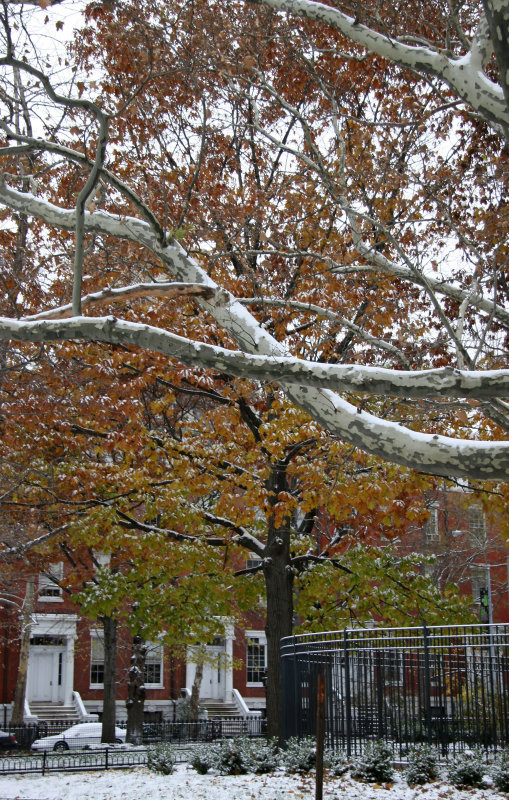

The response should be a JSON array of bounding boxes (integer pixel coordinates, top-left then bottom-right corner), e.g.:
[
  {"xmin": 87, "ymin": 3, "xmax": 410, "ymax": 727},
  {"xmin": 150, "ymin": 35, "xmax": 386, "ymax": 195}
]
[
  {"xmin": 423, "ymin": 506, "xmax": 439, "ymax": 542},
  {"xmin": 470, "ymin": 565, "xmax": 488, "ymax": 605},
  {"xmin": 246, "ymin": 632, "xmax": 266, "ymax": 685},
  {"xmin": 90, "ymin": 633, "xmax": 104, "ymax": 686},
  {"xmin": 93, "ymin": 551, "xmax": 111, "ymax": 569},
  {"xmin": 144, "ymin": 642, "xmax": 163, "ymax": 687},
  {"xmin": 39, "ymin": 562, "xmax": 63, "ymax": 600},
  {"xmin": 30, "ymin": 635, "xmax": 65, "ymax": 646},
  {"xmin": 469, "ymin": 505, "xmax": 486, "ymax": 545},
  {"xmin": 422, "ymin": 562, "xmax": 435, "ymax": 578},
  {"xmin": 246, "ymin": 558, "xmax": 263, "ymax": 571}
]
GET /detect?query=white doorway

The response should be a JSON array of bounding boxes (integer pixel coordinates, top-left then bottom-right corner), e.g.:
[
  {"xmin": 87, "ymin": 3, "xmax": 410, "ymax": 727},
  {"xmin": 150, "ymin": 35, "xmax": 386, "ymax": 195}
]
[
  {"xmin": 25, "ymin": 614, "xmax": 78, "ymax": 706},
  {"xmin": 185, "ymin": 621, "xmax": 235, "ymax": 704},
  {"xmin": 200, "ymin": 643, "xmax": 226, "ymax": 700},
  {"xmin": 27, "ymin": 645, "xmax": 65, "ymax": 702}
]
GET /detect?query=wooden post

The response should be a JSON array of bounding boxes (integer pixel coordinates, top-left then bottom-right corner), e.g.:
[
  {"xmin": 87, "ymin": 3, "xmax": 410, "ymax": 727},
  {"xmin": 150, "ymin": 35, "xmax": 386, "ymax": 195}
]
[{"xmin": 315, "ymin": 672, "xmax": 325, "ymax": 800}]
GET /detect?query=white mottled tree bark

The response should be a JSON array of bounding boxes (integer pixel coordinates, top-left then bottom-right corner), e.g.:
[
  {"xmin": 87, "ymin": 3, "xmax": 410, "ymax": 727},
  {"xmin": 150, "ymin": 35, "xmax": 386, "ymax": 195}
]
[
  {"xmin": 0, "ymin": 1, "xmax": 508, "ymax": 480},
  {"xmin": 0, "ymin": 188, "xmax": 507, "ymax": 479},
  {"xmin": 254, "ymin": 0, "xmax": 509, "ymax": 143}
]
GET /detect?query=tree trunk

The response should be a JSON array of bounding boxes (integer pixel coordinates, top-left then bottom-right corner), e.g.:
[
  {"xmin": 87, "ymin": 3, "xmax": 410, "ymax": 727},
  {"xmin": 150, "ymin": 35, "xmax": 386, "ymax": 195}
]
[
  {"xmin": 126, "ymin": 634, "xmax": 147, "ymax": 745},
  {"xmin": 11, "ymin": 577, "xmax": 35, "ymax": 726},
  {"xmin": 263, "ymin": 526, "xmax": 294, "ymax": 741},
  {"xmin": 189, "ymin": 650, "xmax": 204, "ymax": 723},
  {"xmin": 101, "ymin": 615, "xmax": 117, "ymax": 743}
]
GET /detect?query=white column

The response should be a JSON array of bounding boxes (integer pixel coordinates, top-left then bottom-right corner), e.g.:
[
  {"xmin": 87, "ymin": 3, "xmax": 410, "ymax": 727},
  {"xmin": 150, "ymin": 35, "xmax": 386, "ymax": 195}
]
[
  {"xmin": 224, "ymin": 623, "xmax": 234, "ymax": 702},
  {"xmin": 64, "ymin": 634, "xmax": 76, "ymax": 705},
  {"xmin": 185, "ymin": 646, "xmax": 197, "ymax": 694}
]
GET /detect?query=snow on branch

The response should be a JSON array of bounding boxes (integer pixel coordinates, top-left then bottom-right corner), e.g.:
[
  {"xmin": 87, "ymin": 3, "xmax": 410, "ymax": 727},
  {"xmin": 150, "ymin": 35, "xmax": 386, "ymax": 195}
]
[
  {"xmin": 1, "ymin": 314, "xmax": 509, "ymax": 478},
  {"xmin": 252, "ymin": 0, "xmax": 509, "ymax": 139},
  {"xmin": 2, "ymin": 315, "xmax": 509, "ymax": 400},
  {"xmin": 27, "ymin": 282, "xmax": 216, "ymax": 319},
  {"xmin": 0, "ymin": 182, "xmax": 508, "ymax": 480}
]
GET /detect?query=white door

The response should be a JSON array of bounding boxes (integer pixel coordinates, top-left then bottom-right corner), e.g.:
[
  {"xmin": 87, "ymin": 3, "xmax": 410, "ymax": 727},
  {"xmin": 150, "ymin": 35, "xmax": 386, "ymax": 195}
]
[
  {"xmin": 27, "ymin": 647, "xmax": 65, "ymax": 702},
  {"xmin": 200, "ymin": 645, "xmax": 225, "ymax": 700}
]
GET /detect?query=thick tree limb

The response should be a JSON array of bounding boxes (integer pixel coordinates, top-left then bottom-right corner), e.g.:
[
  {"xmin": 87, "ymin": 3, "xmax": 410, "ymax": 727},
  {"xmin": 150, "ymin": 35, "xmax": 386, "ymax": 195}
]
[
  {"xmin": 1, "ymin": 314, "xmax": 509, "ymax": 478},
  {"xmin": 0, "ymin": 184, "xmax": 508, "ymax": 480},
  {"xmin": 27, "ymin": 282, "xmax": 216, "ymax": 319},
  {"xmin": 1, "ymin": 315, "xmax": 508, "ymax": 400},
  {"xmin": 252, "ymin": 0, "xmax": 509, "ymax": 141}
]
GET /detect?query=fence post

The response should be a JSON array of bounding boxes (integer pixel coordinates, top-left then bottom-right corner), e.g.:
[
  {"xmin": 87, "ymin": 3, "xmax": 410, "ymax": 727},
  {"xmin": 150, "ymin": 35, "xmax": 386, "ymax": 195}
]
[
  {"xmin": 375, "ymin": 650, "xmax": 384, "ymax": 738},
  {"xmin": 315, "ymin": 672, "xmax": 325, "ymax": 800},
  {"xmin": 42, "ymin": 750, "xmax": 46, "ymax": 776},
  {"xmin": 423, "ymin": 624, "xmax": 432, "ymax": 744},
  {"xmin": 105, "ymin": 747, "xmax": 109, "ymax": 771},
  {"xmin": 343, "ymin": 629, "xmax": 351, "ymax": 759}
]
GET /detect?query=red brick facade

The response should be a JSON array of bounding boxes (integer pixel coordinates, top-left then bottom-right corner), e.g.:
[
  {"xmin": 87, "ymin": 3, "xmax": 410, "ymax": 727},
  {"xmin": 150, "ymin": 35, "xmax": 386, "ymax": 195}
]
[{"xmin": 1, "ymin": 488, "xmax": 507, "ymax": 725}]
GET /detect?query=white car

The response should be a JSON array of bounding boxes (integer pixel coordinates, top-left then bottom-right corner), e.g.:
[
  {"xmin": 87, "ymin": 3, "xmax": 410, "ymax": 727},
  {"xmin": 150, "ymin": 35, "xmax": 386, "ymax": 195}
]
[{"xmin": 31, "ymin": 722, "xmax": 126, "ymax": 751}]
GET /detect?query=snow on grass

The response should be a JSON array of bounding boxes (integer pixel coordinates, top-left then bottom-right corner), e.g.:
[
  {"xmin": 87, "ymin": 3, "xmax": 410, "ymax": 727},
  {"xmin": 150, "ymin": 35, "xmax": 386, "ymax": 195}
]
[{"xmin": 0, "ymin": 762, "xmax": 505, "ymax": 800}]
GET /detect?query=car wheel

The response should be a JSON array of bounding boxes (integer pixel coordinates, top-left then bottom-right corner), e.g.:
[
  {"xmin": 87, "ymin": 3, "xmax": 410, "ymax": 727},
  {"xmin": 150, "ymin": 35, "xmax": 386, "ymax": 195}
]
[
  {"xmin": 53, "ymin": 741, "xmax": 69, "ymax": 752},
  {"xmin": 114, "ymin": 738, "xmax": 122, "ymax": 744}
]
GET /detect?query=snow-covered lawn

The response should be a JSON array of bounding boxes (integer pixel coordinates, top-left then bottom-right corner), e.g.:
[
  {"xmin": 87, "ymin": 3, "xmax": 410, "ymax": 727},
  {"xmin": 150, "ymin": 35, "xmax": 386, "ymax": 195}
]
[{"xmin": 0, "ymin": 763, "xmax": 505, "ymax": 800}]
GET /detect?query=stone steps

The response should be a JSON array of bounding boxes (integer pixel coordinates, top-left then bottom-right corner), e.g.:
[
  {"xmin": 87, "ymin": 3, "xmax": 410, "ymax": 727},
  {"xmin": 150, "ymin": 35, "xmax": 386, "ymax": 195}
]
[
  {"xmin": 200, "ymin": 700, "xmax": 241, "ymax": 718},
  {"xmin": 29, "ymin": 702, "xmax": 80, "ymax": 725}
]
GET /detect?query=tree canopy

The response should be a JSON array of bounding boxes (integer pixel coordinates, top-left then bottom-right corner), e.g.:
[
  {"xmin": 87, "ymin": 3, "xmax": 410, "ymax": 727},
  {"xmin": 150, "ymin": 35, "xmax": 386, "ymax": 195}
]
[
  {"xmin": 0, "ymin": 0, "xmax": 506, "ymax": 480},
  {"xmin": 0, "ymin": 0, "xmax": 508, "ymax": 740}
]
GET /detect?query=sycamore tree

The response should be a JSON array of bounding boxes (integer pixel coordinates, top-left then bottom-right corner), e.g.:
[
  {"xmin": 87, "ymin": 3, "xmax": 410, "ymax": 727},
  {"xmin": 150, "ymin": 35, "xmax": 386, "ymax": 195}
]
[
  {"xmin": 0, "ymin": 0, "xmax": 506, "ymax": 479},
  {"xmin": 0, "ymin": 346, "xmax": 473, "ymax": 737},
  {"xmin": 0, "ymin": 318, "xmax": 440, "ymax": 738},
  {"xmin": 0, "ymin": 0, "xmax": 508, "ymax": 738}
]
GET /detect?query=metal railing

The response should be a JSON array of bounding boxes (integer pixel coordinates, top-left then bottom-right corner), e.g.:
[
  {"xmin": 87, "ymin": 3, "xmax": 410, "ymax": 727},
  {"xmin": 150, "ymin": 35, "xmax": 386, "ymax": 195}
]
[
  {"xmin": 281, "ymin": 623, "xmax": 509, "ymax": 760},
  {"xmin": 136, "ymin": 717, "xmax": 265, "ymax": 741},
  {"xmin": 0, "ymin": 747, "xmax": 151, "ymax": 775},
  {"xmin": 5, "ymin": 716, "xmax": 263, "ymax": 747},
  {"xmin": 0, "ymin": 716, "xmax": 265, "ymax": 774}
]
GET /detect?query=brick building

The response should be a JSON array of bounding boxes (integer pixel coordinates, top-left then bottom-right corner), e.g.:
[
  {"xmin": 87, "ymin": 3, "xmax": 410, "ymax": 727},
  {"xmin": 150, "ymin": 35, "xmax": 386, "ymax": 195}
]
[
  {"xmin": 0, "ymin": 563, "xmax": 267, "ymax": 727},
  {"xmin": 0, "ymin": 486, "xmax": 507, "ymax": 727}
]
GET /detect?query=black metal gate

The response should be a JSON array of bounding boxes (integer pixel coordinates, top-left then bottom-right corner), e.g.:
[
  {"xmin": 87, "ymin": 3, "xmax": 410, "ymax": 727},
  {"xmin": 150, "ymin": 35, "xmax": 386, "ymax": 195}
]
[{"xmin": 281, "ymin": 624, "xmax": 509, "ymax": 758}]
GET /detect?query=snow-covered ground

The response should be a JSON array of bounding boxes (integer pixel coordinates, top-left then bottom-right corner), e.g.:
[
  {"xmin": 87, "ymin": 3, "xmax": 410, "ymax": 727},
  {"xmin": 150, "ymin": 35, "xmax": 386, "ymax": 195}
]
[{"xmin": 0, "ymin": 763, "xmax": 505, "ymax": 800}]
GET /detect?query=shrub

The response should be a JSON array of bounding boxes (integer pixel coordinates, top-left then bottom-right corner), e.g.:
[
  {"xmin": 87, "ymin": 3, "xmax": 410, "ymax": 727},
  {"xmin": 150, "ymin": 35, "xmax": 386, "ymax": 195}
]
[
  {"xmin": 282, "ymin": 736, "xmax": 316, "ymax": 773},
  {"xmin": 146, "ymin": 742, "xmax": 175, "ymax": 774},
  {"xmin": 214, "ymin": 739, "xmax": 249, "ymax": 775},
  {"xmin": 447, "ymin": 748, "xmax": 486, "ymax": 787},
  {"xmin": 237, "ymin": 737, "xmax": 280, "ymax": 774},
  {"xmin": 491, "ymin": 749, "xmax": 509, "ymax": 792},
  {"xmin": 175, "ymin": 695, "xmax": 205, "ymax": 722},
  {"xmin": 189, "ymin": 742, "xmax": 221, "ymax": 774},
  {"xmin": 189, "ymin": 738, "xmax": 280, "ymax": 775},
  {"xmin": 405, "ymin": 745, "xmax": 439, "ymax": 785},
  {"xmin": 324, "ymin": 747, "xmax": 348, "ymax": 776},
  {"xmin": 351, "ymin": 740, "xmax": 394, "ymax": 783}
]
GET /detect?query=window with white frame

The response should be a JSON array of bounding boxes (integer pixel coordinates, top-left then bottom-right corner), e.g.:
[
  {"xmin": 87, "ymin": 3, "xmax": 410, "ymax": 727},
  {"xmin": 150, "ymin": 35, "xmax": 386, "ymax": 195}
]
[
  {"xmin": 38, "ymin": 562, "xmax": 63, "ymax": 600},
  {"xmin": 469, "ymin": 505, "xmax": 486, "ymax": 545},
  {"xmin": 246, "ymin": 632, "xmax": 266, "ymax": 685},
  {"xmin": 93, "ymin": 551, "xmax": 111, "ymax": 569},
  {"xmin": 90, "ymin": 632, "xmax": 104, "ymax": 686},
  {"xmin": 384, "ymin": 650, "xmax": 404, "ymax": 685},
  {"xmin": 422, "ymin": 562, "xmax": 435, "ymax": 578},
  {"xmin": 144, "ymin": 641, "xmax": 163, "ymax": 687},
  {"xmin": 423, "ymin": 506, "xmax": 439, "ymax": 542}
]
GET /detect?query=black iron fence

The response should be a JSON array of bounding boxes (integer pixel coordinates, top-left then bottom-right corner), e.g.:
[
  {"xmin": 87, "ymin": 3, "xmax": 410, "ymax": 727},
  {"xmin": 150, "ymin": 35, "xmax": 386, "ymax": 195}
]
[
  {"xmin": 0, "ymin": 747, "xmax": 152, "ymax": 775},
  {"xmin": 281, "ymin": 623, "xmax": 509, "ymax": 759},
  {"xmin": 0, "ymin": 717, "xmax": 264, "ymax": 775},
  {"xmin": 137, "ymin": 717, "xmax": 264, "ymax": 742}
]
